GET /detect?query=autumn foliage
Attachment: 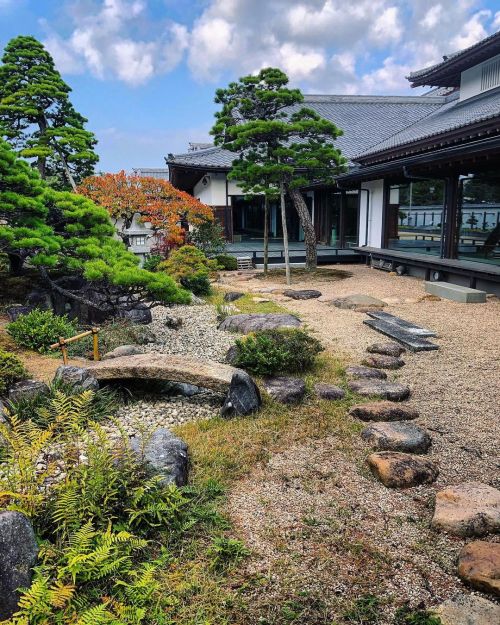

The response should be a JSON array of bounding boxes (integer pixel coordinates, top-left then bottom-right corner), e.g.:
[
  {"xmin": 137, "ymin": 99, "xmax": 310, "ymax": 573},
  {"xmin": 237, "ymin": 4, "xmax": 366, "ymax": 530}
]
[{"xmin": 77, "ymin": 170, "xmax": 213, "ymax": 246}]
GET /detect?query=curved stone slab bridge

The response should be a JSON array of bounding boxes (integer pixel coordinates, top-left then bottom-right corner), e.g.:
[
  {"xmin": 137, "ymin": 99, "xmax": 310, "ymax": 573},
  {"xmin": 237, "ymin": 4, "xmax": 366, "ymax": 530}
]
[{"xmin": 85, "ymin": 353, "xmax": 261, "ymax": 417}]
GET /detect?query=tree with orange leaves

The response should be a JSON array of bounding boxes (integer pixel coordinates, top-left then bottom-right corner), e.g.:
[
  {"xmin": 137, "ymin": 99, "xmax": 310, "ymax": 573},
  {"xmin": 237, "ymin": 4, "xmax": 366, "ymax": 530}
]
[{"xmin": 77, "ymin": 170, "xmax": 213, "ymax": 249}]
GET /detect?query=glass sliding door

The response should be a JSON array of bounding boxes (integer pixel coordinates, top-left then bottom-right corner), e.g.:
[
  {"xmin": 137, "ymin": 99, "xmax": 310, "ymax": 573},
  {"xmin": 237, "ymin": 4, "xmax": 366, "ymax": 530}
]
[
  {"xmin": 457, "ymin": 172, "xmax": 500, "ymax": 265},
  {"xmin": 387, "ymin": 180, "xmax": 445, "ymax": 256}
]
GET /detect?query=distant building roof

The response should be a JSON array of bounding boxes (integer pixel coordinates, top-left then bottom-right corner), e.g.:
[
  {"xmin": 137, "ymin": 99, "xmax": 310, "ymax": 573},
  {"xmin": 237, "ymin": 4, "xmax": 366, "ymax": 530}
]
[
  {"xmin": 133, "ymin": 168, "xmax": 169, "ymax": 179},
  {"xmin": 188, "ymin": 142, "xmax": 214, "ymax": 151},
  {"xmin": 408, "ymin": 30, "xmax": 500, "ymax": 88},
  {"xmin": 356, "ymin": 88, "xmax": 500, "ymax": 162},
  {"xmin": 166, "ymin": 94, "xmax": 447, "ymax": 172}
]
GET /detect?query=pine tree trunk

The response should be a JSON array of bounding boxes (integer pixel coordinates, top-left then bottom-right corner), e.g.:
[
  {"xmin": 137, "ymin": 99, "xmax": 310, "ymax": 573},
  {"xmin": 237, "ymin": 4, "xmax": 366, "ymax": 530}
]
[
  {"xmin": 279, "ymin": 179, "xmax": 291, "ymax": 285},
  {"xmin": 37, "ymin": 116, "xmax": 48, "ymax": 179},
  {"xmin": 55, "ymin": 149, "xmax": 77, "ymax": 191},
  {"xmin": 287, "ymin": 186, "xmax": 317, "ymax": 271},
  {"xmin": 263, "ymin": 195, "xmax": 269, "ymax": 275}
]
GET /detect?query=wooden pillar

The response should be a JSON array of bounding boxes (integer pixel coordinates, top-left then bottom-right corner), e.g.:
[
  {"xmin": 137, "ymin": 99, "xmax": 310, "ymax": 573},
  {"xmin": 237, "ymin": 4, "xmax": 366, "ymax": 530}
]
[
  {"xmin": 442, "ymin": 174, "xmax": 460, "ymax": 259},
  {"xmin": 339, "ymin": 190, "xmax": 346, "ymax": 248}
]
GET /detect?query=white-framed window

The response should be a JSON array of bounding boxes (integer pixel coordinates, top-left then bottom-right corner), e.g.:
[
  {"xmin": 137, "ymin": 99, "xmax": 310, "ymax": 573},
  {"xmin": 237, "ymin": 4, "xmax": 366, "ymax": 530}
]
[{"xmin": 133, "ymin": 235, "xmax": 147, "ymax": 246}]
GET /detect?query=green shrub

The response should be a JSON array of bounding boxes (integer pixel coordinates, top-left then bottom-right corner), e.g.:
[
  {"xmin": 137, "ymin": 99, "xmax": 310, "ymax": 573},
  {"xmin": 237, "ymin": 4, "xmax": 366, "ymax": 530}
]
[
  {"xmin": 215, "ymin": 253, "xmax": 237, "ymax": 270},
  {"xmin": 7, "ymin": 309, "xmax": 77, "ymax": 353},
  {"xmin": 188, "ymin": 218, "xmax": 226, "ymax": 257},
  {"xmin": 0, "ymin": 349, "xmax": 27, "ymax": 395},
  {"xmin": 233, "ymin": 328, "xmax": 323, "ymax": 376},
  {"xmin": 181, "ymin": 270, "xmax": 212, "ymax": 296},
  {"xmin": 160, "ymin": 245, "xmax": 219, "ymax": 281},
  {"xmin": 142, "ymin": 254, "xmax": 163, "ymax": 272}
]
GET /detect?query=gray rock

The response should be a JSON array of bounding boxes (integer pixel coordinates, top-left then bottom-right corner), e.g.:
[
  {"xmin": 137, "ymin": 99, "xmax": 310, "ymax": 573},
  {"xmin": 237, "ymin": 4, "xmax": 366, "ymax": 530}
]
[
  {"xmin": 221, "ymin": 371, "xmax": 262, "ymax": 417},
  {"xmin": 8, "ymin": 380, "xmax": 49, "ymax": 403},
  {"xmin": 118, "ymin": 304, "xmax": 152, "ymax": 325},
  {"xmin": 361, "ymin": 421, "xmax": 431, "ymax": 453},
  {"xmin": 367, "ymin": 342, "xmax": 405, "ymax": 357},
  {"xmin": 0, "ymin": 511, "xmax": 38, "ymax": 620},
  {"xmin": 362, "ymin": 354, "xmax": 405, "ymax": 369},
  {"xmin": 434, "ymin": 594, "xmax": 500, "ymax": 625},
  {"xmin": 219, "ymin": 313, "xmax": 301, "ymax": 334},
  {"xmin": 282, "ymin": 289, "xmax": 322, "ymax": 300},
  {"xmin": 5, "ymin": 306, "xmax": 33, "ymax": 322},
  {"xmin": 54, "ymin": 366, "xmax": 99, "ymax": 392},
  {"xmin": 131, "ymin": 428, "xmax": 188, "ymax": 486},
  {"xmin": 224, "ymin": 292, "xmax": 244, "ymax": 302},
  {"xmin": 225, "ymin": 345, "xmax": 239, "ymax": 365},
  {"xmin": 102, "ymin": 345, "xmax": 143, "ymax": 360},
  {"xmin": 163, "ymin": 315, "xmax": 183, "ymax": 329},
  {"xmin": 26, "ymin": 289, "xmax": 52, "ymax": 311},
  {"xmin": 169, "ymin": 382, "xmax": 202, "ymax": 397},
  {"xmin": 348, "ymin": 380, "xmax": 411, "ymax": 401},
  {"xmin": 263, "ymin": 376, "xmax": 306, "ymax": 404},
  {"xmin": 345, "ymin": 365, "xmax": 387, "ymax": 380},
  {"xmin": 349, "ymin": 401, "xmax": 419, "ymax": 421},
  {"xmin": 331, "ymin": 294, "xmax": 387, "ymax": 310},
  {"xmin": 314, "ymin": 383, "xmax": 345, "ymax": 400}
]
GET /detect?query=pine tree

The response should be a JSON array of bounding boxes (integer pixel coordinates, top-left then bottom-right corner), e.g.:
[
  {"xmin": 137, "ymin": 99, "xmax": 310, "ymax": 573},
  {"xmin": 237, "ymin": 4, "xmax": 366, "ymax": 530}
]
[{"xmin": 0, "ymin": 35, "xmax": 98, "ymax": 191}]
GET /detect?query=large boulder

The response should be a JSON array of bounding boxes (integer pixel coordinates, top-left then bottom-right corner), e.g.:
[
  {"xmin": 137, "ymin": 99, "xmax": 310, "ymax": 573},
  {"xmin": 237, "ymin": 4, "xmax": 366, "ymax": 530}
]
[
  {"xmin": 367, "ymin": 451, "xmax": 438, "ymax": 488},
  {"xmin": 219, "ymin": 313, "xmax": 301, "ymax": 334},
  {"xmin": 361, "ymin": 355, "xmax": 405, "ymax": 370},
  {"xmin": 349, "ymin": 401, "xmax": 418, "ymax": 422},
  {"xmin": 221, "ymin": 371, "xmax": 262, "ymax": 417},
  {"xmin": 434, "ymin": 594, "xmax": 500, "ymax": 625},
  {"xmin": 131, "ymin": 428, "xmax": 188, "ymax": 487},
  {"xmin": 361, "ymin": 421, "xmax": 431, "ymax": 454},
  {"xmin": 54, "ymin": 366, "xmax": 99, "ymax": 392},
  {"xmin": 0, "ymin": 511, "xmax": 38, "ymax": 620},
  {"xmin": 345, "ymin": 365, "xmax": 387, "ymax": 380},
  {"xmin": 8, "ymin": 380, "xmax": 49, "ymax": 403},
  {"xmin": 367, "ymin": 342, "xmax": 406, "ymax": 357},
  {"xmin": 102, "ymin": 345, "xmax": 143, "ymax": 360},
  {"xmin": 118, "ymin": 304, "xmax": 152, "ymax": 325},
  {"xmin": 348, "ymin": 380, "xmax": 411, "ymax": 401},
  {"xmin": 431, "ymin": 482, "xmax": 500, "ymax": 536},
  {"xmin": 263, "ymin": 376, "xmax": 306, "ymax": 404},
  {"xmin": 282, "ymin": 289, "xmax": 322, "ymax": 300},
  {"xmin": 458, "ymin": 541, "xmax": 500, "ymax": 597}
]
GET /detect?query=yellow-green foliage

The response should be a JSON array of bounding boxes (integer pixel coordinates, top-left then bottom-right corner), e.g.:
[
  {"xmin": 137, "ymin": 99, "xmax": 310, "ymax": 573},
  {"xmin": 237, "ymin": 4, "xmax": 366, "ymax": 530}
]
[
  {"xmin": 159, "ymin": 245, "xmax": 219, "ymax": 281},
  {"xmin": 0, "ymin": 349, "xmax": 27, "ymax": 395}
]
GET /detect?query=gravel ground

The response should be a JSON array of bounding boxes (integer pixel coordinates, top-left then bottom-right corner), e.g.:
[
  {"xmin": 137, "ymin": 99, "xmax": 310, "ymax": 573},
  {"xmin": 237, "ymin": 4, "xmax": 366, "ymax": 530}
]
[
  {"xmin": 220, "ymin": 264, "xmax": 500, "ymax": 620},
  {"xmin": 142, "ymin": 304, "xmax": 236, "ymax": 363}
]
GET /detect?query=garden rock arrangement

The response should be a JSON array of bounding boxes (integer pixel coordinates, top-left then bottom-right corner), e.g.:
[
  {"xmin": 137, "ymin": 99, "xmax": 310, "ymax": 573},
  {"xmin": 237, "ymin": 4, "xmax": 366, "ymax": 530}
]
[
  {"xmin": 8, "ymin": 380, "xmax": 49, "ymax": 403},
  {"xmin": 435, "ymin": 594, "xmax": 500, "ymax": 625},
  {"xmin": 282, "ymin": 289, "xmax": 322, "ymax": 300},
  {"xmin": 54, "ymin": 365, "xmax": 99, "ymax": 392},
  {"xmin": 219, "ymin": 313, "xmax": 301, "ymax": 334},
  {"xmin": 345, "ymin": 364, "xmax": 387, "ymax": 380},
  {"xmin": 349, "ymin": 401, "xmax": 418, "ymax": 422},
  {"xmin": 130, "ymin": 427, "xmax": 189, "ymax": 487},
  {"xmin": 223, "ymin": 291, "xmax": 244, "ymax": 302},
  {"xmin": 331, "ymin": 294, "xmax": 387, "ymax": 311},
  {"xmin": 0, "ymin": 511, "xmax": 38, "ymax": 620},
  {"xmin": 314, "ymin": 382, "xmax": 345, "ymax": 400},
  {"xmin": 102, "ymin": 344, "xmax": 143, "ymax": 359},
  {"xmin": 367, "ymin": 451, "xmax": 439, "ymax": 488},
  {"xmin": 361, "ymin": 421, "xmax": 431, "ymax": 453},
  {"xmin": 221, "ymin": 371, "xmax": 261, "ymax": 418},
  {"xmin": 348, "ymin": 379, "xmax": 411, "ymax": 401},
  {"xmin": 361, "ymin": 354, "xmax": 405, "ymax": 369},
  {"xmin": 263, "ymin": 376, "xmax": 306, "ymax": 404},
  {"xmin": 457, "ymin": 541, "xmax": 500, "ymax": 596},
  {"xmin": 367, "ymin": 342, "xmax": 406, "ymax": 357}
]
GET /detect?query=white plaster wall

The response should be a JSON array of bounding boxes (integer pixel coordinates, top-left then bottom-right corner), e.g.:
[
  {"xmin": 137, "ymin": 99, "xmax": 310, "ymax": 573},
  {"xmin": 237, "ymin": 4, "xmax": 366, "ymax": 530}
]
[
  {"xmin": 460, "ymin": 53, "xmax": 500, "ymax": 101},
  {"xmin": 359, "ymin": 180, "xmax": 384, "ymax": 247},
  {"xmin": 193, "ymin": 172, "xmax": 244, "ymax": 205}
]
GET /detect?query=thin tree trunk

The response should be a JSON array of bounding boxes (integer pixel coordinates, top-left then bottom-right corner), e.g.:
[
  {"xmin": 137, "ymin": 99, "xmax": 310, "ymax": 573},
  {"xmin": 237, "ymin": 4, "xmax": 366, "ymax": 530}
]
[
  {"xmin": 279, "ymin": 179, "xmax": 291, "ymax": 285},
  {"xmin": 287, "ymin": 186, "xmax": 317, "ymax": 271},
  {"xmin": 55, "ymin": 148, "xmax": 77, "ymax": 191},
  {"xmin": 37, "ymin": 115, "xmax": 48, "ymax": 179},
  {"xmin": 263, "ymin": 194, "xmax": 269, "ymax": 275}
]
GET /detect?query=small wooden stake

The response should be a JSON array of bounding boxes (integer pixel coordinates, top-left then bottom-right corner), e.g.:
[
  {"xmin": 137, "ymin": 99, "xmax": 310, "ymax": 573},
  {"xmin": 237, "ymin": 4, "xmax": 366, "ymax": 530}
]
[
  {"xmin": 59, "ymin": 337, "xmax": 68, "ymax": 365},
  {"xmin": 92, "ymin": 327, "xmax": 100, "ymax": 361}
]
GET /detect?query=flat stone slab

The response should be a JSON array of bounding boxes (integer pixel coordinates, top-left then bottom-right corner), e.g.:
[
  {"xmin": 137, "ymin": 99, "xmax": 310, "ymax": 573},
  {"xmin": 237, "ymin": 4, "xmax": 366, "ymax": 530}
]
[
  {"xmin": 263, "ymin": 376, "xmax": 305, "ymax": 404},
  {"xmin": 314, "ymin": 383, "xmax": 345, "ymax": 400},
  {"xmin": 364, "ymin": 318, "xmax": 439, "ymax": 352},
  {"xmin": 361, "ymin": 422, "xmax": 431, "ymax": 453},
  {"xmin": 331, "ymin": 294, "xmax": 387, "ymax": 310},
  {"xmin": 282, "ymin": 289, "xmax": 322, "ymax": 300},
  {"xmin": 367, "ymin": 311, "xmax": 437, "ymax": 337},
  {"xmin": 362, "ymin": 354, "xmax": 405, "ymax": 369},
  {"xmin": 431, "ymin": 482, "xmax": 500, "ymax": 536},
  {"xmin": 349, "ymin": 401, "xmax": 419, "ymax": 421},
  {"xmin": 367, "ymin": 451, "xmax": 438, "ymax": 488},
  {"xmin": 219, "ymin": 313, "xmax": 301, "ymax": 334},
  {"xmin": 458, "ymin": 541, "xmax": 500, "ymax": 597},
  {"xmin": 345, "ymin": 365, "xmax": 387, "ymax": 380},
  {"xmin": 425, "ymin": 281, "xmax": 487, "ymax": 303},
  {"xmin": 435, "ymin": 594, "xmax": 500, "ymax": 625},
  {"xmin": 348, "ymin": 380, "xmax": 411, "ymax": 401},
  {"xmin": 367, "ymin": 342, "xmax": 406, "ymax": 357}
]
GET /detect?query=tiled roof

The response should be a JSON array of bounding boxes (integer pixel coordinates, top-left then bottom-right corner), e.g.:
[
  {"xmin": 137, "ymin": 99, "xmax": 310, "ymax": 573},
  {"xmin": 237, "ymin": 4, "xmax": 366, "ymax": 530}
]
[
  {"xmin": 167, "ymin": 94, "xmax": 446, "ymax": 170},
  {"xmin": 356, "ymin": 89, "xmax": 500, "ymax": 160}
]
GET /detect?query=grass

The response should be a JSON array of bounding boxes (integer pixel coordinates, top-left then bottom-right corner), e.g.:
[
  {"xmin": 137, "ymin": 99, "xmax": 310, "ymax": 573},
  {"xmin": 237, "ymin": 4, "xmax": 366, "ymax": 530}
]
[
  {"xmin": 253, "ymin": 267, "xmax": 353, "ymax": 283},
  {"xmin": 207, "ymin": 290, "xmax": 288, "ymax": 315}
]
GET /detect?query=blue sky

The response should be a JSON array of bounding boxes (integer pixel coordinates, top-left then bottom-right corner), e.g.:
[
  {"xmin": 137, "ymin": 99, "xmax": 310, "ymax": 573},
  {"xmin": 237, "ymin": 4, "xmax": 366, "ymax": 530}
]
[{"xmin": 1, "ymin": 0, "xmax": 499, "ymax": 172}]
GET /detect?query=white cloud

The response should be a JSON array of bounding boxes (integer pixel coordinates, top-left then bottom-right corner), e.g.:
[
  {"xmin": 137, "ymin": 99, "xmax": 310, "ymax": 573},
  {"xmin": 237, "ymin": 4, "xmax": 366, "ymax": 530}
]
[{"xmin": 451, "ymin": 10, "xmax": 491, "ymax": 50}]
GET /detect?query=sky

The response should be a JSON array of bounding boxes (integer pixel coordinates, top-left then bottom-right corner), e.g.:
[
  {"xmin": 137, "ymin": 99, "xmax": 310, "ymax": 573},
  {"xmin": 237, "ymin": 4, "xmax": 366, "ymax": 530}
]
[{"xmin": 1, "ymin": 0, "xmax": 499, "ymax": 172}]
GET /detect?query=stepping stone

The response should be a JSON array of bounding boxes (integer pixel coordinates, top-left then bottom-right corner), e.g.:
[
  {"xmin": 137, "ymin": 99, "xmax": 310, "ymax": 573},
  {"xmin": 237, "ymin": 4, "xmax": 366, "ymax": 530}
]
[
  {"xmin": 367, "ymin": 451, "xmax": 438, "ymax": 488},
  {"xmin": 361, "ymin": 422, "xmax": 431, "ymax": 453},
  {"xmin": 252, "ymin": 297, "xmax": 270, "ymax": 303},
  {"xmin": 263, "ymin": 376, "xmax": 306, "ymax": 404},
  {"xmin": 282, "ymin": 289, "xmax": 322, "ymax": 300},
  {"xmin": 348, "ymin": 380, "xmax": 410, "ymax": 401},
  {"xmin": 458, "ymin": 541, "xmax": 500, "ymax": 597},
  {"xmin": 219, "ymin": 313, "xmax": 301, "ymax": 334},
  {"xmin": 361, "ymin": 354, "xmax": 405, "ymax": 369},
  {"xmin": 367, "ymin": 342, "xmax": 405, "ymax": 357},
  {"xmin": 345, "ymin": 365, "xmax": 387, "ymax": 380},
  {"xmin": 331, "ymin": 294, "xmax": 387, "ymax": 311},
  {"xmin": 431, "ymin": 482, "xmax": 500, "ymax": 536},
  {"xmin": 224, "ymin": 292, "xmax": 244, "ymax": 302},
  {"xmin": 435, "ymin": 594, "xmax": 500, "ymax": 625},
  {"xmin": 366, "ymin": 311, "xmax": 437, "ymax": 337},
  {"xmin": 364, "ymin": 319, "xmax": 438, "ymax": 352},
  {"xmin": 349, "ymin": 401, "xmax": 419, "ymax": 421},
  {"xmin": 314, "ymin": 383, "xmax": 345, "ymax": 400}
]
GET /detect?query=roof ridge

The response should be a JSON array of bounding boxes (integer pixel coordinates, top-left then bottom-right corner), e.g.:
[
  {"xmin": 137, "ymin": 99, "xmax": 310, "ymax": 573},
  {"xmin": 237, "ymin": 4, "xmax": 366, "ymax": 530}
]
[{"xmin": 302, "ymin": 94, "xmax": 445, "ymax": 103}]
